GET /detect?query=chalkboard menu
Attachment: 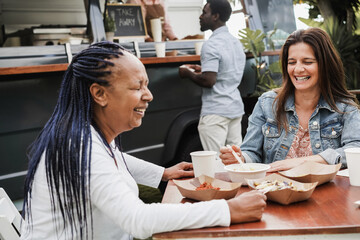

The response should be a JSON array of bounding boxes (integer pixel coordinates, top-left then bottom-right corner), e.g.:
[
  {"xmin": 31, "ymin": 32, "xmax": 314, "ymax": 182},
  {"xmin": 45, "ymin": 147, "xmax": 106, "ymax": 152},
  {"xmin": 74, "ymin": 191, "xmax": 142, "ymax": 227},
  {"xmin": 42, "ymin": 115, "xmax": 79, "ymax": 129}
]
[{"xmin": 107, "ymin": 4, "xmax": 147, "ymax": 38}]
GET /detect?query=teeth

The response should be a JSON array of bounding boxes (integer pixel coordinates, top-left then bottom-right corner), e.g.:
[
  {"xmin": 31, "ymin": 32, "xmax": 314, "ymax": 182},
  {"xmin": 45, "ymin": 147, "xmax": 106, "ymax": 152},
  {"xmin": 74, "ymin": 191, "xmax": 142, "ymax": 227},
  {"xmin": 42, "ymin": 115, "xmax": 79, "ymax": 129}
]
[
  {"xmin": 135, "ymin": 108, "xmax": 145, "ymax": 113},
  {"xmin": 296, "ymin": 76, "xmax": 310, "ymax": 81}
]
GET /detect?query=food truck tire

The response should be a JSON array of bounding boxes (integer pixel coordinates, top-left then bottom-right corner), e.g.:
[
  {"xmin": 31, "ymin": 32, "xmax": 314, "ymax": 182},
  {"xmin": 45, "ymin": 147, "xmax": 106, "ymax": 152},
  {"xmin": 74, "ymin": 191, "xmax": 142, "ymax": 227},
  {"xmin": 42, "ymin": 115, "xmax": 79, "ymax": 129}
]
[{"xmin": 174, "ymin": 131, "xmax": 203, "ymax": 164}]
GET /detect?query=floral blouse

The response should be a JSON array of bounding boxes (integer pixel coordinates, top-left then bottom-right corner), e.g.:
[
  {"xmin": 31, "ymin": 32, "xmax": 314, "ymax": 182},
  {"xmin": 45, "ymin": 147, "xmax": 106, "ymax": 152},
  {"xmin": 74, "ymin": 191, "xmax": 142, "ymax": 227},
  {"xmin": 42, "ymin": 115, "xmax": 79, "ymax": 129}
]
[{"xmin": 286, "ymin": 125, "xmax": 313, "ymax": 159}]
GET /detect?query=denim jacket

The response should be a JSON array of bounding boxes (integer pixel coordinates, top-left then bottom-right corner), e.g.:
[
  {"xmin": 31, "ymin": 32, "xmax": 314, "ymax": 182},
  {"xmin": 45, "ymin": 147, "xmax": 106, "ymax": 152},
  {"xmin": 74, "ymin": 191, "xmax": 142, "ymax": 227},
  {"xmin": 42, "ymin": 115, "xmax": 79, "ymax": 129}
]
[{"xmin": 242, "ymin": 91, "xmax": 360, "ymax": 167}]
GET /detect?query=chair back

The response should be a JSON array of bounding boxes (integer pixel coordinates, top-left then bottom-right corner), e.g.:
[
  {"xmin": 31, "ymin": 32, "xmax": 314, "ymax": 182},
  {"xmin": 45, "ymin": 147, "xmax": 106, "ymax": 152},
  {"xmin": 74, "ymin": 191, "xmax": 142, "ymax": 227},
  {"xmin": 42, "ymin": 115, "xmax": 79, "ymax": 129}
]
[{"xmin": 0, "ymin": 188, "xmax": 22, "ymax": 240}]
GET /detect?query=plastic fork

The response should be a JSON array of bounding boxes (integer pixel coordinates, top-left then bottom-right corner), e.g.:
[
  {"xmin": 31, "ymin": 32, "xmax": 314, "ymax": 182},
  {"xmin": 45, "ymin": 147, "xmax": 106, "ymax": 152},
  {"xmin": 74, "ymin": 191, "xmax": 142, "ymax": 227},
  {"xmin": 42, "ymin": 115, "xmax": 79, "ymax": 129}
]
[{"xmin": 226, "ymin": 145, "xmax": 250, "ymax": 170}]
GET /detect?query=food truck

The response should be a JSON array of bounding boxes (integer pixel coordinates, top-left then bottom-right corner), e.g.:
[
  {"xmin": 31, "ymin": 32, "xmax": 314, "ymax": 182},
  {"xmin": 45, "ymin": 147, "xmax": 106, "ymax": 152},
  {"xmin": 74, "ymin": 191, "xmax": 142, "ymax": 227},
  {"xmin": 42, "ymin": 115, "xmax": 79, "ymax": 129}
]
[{"xmin": 0, "ymin": 0, "xmax": 296, "ymax": 200}]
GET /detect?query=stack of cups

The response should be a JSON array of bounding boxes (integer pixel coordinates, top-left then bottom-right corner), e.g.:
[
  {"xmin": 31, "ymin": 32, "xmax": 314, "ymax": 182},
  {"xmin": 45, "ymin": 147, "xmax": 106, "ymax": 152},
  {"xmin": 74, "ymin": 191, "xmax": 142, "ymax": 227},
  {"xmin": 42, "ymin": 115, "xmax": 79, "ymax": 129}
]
[{"xmin": 150, "ymin": 18, "xmax": 165, "ymax": 57}]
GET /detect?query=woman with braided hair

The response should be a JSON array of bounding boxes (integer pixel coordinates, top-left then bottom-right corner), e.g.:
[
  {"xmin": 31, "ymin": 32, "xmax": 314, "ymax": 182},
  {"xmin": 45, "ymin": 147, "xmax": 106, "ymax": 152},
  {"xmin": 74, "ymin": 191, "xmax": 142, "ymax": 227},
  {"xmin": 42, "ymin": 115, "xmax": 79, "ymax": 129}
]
[{"xmin": 21, "ymin": 41, "xmax": 266, "ymax": 240}]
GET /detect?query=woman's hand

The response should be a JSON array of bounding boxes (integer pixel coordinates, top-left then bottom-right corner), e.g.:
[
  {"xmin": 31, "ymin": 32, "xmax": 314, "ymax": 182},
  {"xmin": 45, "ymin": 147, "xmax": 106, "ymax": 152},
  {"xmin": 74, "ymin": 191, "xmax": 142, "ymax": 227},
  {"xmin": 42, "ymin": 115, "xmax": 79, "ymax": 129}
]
[
  {"xmin": 219, "ymin": 145, "xmax": 244, "ymax": 165},
  {"xmin": 268, "ymin": 158, "xmax": 305, "ymax": 173},
  {"xmin": 268, "ymin": 155, "xmax": 327, "ymax": 173},
  {"xmin": 162, "ymin": 162, "xmax": 194, "ymax": 181},
  {"xmin": 227, "ymin": 190, "xmax": 267, "ymax": 223}
]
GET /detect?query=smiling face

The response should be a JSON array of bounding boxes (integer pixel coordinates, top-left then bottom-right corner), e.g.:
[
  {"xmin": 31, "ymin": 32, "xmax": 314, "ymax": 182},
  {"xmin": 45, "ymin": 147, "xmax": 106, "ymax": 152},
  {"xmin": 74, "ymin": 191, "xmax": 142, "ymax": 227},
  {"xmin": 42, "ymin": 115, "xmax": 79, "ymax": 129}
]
[
  {"xmin": 287, "ymin": 42, "xmax": 320, "ymax": 95},
  {"xmin": 199, "ymin": 3, "xmax": 214, "ymax": 32},
  {"xmin": 92, "ymin": 51, "xmax": 153, "ymax": 142}
]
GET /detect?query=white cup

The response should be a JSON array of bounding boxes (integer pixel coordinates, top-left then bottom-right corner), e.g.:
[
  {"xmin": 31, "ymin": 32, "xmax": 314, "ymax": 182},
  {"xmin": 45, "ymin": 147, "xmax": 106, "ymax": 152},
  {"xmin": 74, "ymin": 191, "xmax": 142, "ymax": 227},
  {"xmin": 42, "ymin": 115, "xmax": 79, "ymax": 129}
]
[
  {"xmin": 195, "ymin": 41, "xmax": 203, "ymax": 55},
  {"xmin": 155, "ymin": 42, "xmax": 166, "ymax": 57},
  {"xmin": 150, "ymin": 18, "xmax": 162, "ymax": 42},
  {"xmin": 190, "ymin": 151, "xmax": 216, "ymax": 178},
  {"xmin": 344, "ymin": 148, "xmax": 360, "ymax": 186}
]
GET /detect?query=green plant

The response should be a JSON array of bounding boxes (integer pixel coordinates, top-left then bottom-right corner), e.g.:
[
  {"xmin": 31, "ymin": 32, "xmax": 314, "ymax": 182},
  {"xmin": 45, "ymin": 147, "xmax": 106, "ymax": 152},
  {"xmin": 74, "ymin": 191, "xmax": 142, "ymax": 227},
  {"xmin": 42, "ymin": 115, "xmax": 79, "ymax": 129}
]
[
  {"xmin": 293, "ymin": 0, "xmax": 360, "ymax": 33},
  {"xmin": 239, "ymin": 28, "xmax": 281, "ymax": 96},
  {"xmin": 104, "ymin": 14, "xmax": 115, "ymax": 32}
]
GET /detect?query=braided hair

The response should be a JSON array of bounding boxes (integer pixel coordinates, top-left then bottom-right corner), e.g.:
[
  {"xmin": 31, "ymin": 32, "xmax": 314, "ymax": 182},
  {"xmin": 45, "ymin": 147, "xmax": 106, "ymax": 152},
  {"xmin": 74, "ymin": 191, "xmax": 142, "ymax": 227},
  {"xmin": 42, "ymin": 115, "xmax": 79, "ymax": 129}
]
[{"xmin": 23, "ymin": 41, "xmax": 126, "ymax": 239}]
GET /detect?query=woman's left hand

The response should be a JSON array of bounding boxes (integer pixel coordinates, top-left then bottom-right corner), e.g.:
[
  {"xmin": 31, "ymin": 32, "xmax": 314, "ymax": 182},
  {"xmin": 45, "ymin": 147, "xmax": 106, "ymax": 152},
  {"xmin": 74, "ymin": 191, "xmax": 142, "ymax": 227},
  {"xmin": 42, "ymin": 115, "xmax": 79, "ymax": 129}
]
[
  {"xmin": 267, "ymin": 158, "xmax": 305, "ymax": 173},
  {"xmin": 268, "ymin": 155, "xmax": 328, "ymax": 173},
  {"xmin": 162, "ymin": 162, "xmax": 194, "ymax": 181}
]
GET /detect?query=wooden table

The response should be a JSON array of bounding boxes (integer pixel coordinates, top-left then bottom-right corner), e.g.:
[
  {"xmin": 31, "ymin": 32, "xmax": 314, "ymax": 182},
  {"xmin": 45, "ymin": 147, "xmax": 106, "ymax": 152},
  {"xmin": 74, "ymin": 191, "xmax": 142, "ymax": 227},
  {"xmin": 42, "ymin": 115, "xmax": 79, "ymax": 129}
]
[{"xmin": 153, "ymin": 173, "xmax": 360, "ymax": 239}]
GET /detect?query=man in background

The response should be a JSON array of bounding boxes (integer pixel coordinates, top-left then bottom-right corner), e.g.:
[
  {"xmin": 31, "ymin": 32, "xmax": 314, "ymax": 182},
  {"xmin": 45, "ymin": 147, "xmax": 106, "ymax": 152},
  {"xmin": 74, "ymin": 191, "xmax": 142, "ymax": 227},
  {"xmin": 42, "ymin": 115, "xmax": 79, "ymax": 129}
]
[{"xmin": 179, "ymin": 0, "xmax": 246, "ymax": 156}]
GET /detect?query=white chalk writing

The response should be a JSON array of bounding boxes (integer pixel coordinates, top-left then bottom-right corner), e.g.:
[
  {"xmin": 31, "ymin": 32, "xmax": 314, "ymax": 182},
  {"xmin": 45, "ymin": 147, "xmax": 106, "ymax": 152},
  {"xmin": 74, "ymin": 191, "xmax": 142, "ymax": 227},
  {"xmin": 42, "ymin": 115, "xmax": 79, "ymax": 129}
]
[
  {"xmin": 117, "ymin": 8, "xmax": 134, "ymax": 17},
  {"xmin": 118, "ymin": 18, "xmax": 136, "ymax": 27}
]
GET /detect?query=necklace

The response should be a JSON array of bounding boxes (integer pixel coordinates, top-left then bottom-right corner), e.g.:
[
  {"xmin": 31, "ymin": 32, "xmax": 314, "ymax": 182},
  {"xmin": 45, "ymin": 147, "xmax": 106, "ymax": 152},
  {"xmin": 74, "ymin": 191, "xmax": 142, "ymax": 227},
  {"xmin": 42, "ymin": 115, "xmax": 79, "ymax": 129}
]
[
  {"xmin": 91, "ymin": 122, "xmax": 132, "ymax": 175},
  {"xmin": 91, "ymin": 122, "xmax": 118, "ymax": 167}
]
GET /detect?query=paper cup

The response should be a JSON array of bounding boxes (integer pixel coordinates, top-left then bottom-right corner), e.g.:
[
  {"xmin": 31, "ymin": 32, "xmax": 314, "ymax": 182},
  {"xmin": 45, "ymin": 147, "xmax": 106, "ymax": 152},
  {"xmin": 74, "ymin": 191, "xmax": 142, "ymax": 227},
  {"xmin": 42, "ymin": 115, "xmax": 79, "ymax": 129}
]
[
  {"xmin": 344, "ymin": 148, "xmax": 360, "ymax": 186},
  {"xmin": 195, "ymin": 41, "xmax": 203, "ymax": 55},
  {"xmin": 155, "ymin": 42, "xmax": 166, "ymax": 57},
  {"xmin": 190, "ymin": 151, "xmax": 216, "ymax": 178},
  {"xmin": 150, "ymin": 18, "xmax": 162, "ymax": 42}
]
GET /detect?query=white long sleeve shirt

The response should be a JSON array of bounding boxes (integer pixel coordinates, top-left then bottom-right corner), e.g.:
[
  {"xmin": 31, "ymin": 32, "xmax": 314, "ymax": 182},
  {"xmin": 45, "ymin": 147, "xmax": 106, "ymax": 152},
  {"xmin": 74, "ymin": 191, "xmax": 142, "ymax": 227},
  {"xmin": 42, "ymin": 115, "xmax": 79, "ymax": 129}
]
[{"xmin": 21, "ymin": 127, "xmax": 230, "ymax": 239}]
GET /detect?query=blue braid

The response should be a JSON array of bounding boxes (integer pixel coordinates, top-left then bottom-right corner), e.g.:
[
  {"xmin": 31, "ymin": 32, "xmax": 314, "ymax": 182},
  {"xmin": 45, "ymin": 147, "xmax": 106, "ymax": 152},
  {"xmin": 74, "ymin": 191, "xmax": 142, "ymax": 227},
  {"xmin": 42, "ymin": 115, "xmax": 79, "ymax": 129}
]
[{"xmin": 23, "ymin": 41, "xmax": 126, "ymax": 239}]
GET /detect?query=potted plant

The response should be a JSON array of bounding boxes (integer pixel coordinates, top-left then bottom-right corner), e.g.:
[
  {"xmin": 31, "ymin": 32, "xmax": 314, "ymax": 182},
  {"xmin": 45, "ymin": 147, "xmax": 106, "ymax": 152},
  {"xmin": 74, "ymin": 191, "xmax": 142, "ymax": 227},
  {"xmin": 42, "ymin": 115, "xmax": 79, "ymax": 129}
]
[
  {"xmin": 238, "ymin": 27, "xmax": 281, "ymax": 97},
  {"xmin": 104, "ymin": 13, "xmax": 115, "ymax": 41},
  {"xmin": 237, "ymin": 27, "xmax": 281, "ymax": 135}
]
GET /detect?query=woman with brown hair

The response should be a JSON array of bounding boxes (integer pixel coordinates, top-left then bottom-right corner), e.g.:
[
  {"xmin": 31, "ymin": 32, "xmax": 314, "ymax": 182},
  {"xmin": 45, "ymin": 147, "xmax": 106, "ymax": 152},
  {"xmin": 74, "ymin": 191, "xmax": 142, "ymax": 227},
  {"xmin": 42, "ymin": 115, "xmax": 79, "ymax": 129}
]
[{"xmin": 220, "ymin": 28, "xmax": 360, "ymax": 172}]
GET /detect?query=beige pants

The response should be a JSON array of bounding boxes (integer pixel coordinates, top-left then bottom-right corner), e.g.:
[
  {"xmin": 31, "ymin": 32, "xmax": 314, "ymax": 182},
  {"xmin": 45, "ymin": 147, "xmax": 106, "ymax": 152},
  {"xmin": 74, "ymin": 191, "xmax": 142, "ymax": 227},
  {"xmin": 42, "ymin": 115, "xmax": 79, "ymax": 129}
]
[{"xmin": 198, "ymin": 115, "xmax": 242, "ymax": 156}]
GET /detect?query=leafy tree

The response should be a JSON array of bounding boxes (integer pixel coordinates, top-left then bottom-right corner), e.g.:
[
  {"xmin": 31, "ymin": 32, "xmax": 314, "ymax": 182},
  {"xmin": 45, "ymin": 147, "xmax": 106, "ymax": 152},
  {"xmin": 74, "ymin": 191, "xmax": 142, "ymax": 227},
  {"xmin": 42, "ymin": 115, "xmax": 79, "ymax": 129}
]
[{"xmin": 293, "ymin": 0, "xmax": 360, "ymax": 32}]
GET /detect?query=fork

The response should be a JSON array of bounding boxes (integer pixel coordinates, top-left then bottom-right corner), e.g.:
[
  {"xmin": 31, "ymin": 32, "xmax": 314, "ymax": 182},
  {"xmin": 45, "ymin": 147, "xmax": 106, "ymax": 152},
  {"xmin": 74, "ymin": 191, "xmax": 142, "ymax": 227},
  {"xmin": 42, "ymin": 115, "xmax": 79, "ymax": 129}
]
[{"xmin": 226, "ymin": 145, "xmax": 250, "ymax": 170}]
